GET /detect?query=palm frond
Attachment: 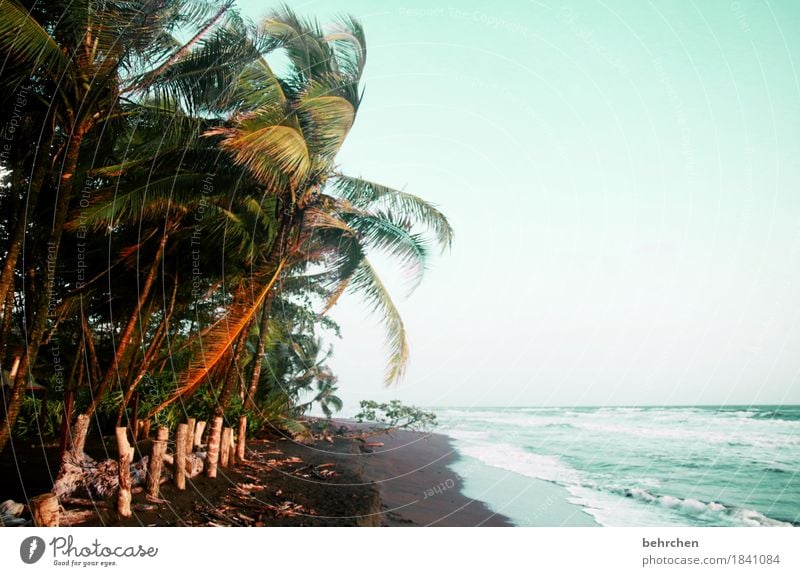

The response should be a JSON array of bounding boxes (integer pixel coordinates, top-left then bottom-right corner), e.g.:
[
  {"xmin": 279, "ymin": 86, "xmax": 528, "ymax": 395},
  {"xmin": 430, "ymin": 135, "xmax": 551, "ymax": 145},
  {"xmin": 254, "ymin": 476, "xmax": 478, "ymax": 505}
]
[
  {"xmin": 0, "ymin": 0, "xmax": 73, "ymax": 80},
  {"xmin": 331, "ymin": 174, "xmax": 453, "ymax": 250},
  {"xmin": 145, "ymin": 256, "xmax": 289, "ymax": 418},
  {"xmin": 350, "ymin": 257, "xmax": 409, "ymax": 385},
  {"xmin": 207, "ymin": 123, "xmax": 310, "ymax": 190}
]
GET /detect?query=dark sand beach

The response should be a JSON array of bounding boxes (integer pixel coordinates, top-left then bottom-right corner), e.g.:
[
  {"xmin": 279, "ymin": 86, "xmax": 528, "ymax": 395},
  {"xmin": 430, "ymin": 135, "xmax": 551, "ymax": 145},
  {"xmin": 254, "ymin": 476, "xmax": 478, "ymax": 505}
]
[{"xmin": 0, "ymin": 425, "xmax": 511, "ymax": 527}]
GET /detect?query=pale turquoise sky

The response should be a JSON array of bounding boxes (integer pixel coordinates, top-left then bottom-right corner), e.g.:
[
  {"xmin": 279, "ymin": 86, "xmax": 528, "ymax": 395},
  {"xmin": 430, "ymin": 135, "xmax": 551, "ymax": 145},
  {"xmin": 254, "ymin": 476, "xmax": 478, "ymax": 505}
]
[{"xmin": 239, "ymin": 0, "xmax": 800, "ymax": 409}]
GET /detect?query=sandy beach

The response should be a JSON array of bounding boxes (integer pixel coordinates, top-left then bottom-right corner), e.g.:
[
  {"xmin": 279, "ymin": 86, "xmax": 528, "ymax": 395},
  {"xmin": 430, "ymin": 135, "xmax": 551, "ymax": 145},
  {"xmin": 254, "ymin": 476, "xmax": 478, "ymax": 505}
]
[{"xmin": 0, "ymin": 425, "xmax": 512, "ymax": 527}]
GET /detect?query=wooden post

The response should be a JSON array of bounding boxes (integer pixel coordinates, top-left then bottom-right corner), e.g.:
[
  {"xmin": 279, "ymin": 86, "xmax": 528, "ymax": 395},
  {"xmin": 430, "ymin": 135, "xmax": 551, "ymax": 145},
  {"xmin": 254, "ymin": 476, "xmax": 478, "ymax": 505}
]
[
  {"xmin": 205, "ymin": 417, "xmax": 223, "ymax": 478},
  {"xmin": 30, "ymin": 492, "xmax": 59, "ymax": 527},
  {"xmin": 115, "ymin": 427, "xmax": 133, "ymax": 518},
  {"xmin": 228, "ymin": 428, "xmax": 236, "ymax": 466},
  {"xmin": 236, "ymin": 415, "xmax": 247, "ymax": 462},
  {"xmin": 141, "ymin": 419, "xmax": 151, "ymax": 440},
  {"xmin": 174, "ymin": 424, "xmax": 187, "ymax": 490},
  {"xmin": 186, "ymin": 418, "xmax": 196, "ymax": 454},
  {"xmin": 193, "ymin": 420, "xmax": 206, "ymax": 449},
  {"xmin": 146, "ymin": 426, "xmax": 169, "ymax": 498},
  {"xmin": 220, "ymin": 426, "xmax": 232, "ymax": 468}
]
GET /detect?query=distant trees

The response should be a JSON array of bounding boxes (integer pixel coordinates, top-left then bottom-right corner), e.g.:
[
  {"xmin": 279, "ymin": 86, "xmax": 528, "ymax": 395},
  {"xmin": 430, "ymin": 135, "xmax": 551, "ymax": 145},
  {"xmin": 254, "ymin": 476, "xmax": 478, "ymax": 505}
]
[{"xmin": 0, "ymin": 1, "xmax": 452, "ymax": 454}]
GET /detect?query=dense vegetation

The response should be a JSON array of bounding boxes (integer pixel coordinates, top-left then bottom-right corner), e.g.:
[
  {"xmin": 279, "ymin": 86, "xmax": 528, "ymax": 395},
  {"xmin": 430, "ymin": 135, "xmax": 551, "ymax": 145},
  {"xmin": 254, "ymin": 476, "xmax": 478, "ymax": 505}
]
[{"xmin": 0, "ymin": 0, "xmax": 452, "ymax": 453}]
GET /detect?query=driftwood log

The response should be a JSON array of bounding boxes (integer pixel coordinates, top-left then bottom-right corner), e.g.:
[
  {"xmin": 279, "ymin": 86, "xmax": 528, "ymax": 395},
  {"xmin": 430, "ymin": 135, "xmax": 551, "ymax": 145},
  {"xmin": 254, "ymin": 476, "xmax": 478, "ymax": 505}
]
[{"xmin": 52, "ymin": 414, "xmax": 90, "ymax": 500}]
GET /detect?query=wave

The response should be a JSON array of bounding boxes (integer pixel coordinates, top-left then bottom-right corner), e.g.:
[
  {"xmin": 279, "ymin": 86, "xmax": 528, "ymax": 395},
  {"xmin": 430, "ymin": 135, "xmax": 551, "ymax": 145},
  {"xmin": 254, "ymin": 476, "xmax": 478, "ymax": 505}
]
[
  {"xmin": 608, "ymin": 487, "xmax": 793, "ymax": 527},
  {"xmin": 455, "ymin": 441, "xmax": 582, "ymax": 485}
]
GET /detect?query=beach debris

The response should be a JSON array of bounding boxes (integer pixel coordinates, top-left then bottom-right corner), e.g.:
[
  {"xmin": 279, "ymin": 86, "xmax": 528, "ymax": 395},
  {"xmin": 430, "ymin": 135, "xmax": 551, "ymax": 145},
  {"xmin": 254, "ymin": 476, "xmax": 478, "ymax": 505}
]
[
  {"xmin": 235, "ymin": 483, "xmax": 266, "ymax": 495},
  {"xmin": 60, "ymin": 497, "xmax": 109, "ymax": 509},
  {"xmin": 185, "ymin": 453, "xmax": 205, "ymax": 478},
  {"xmin": 60, "ymin": 509, "xmax": 95, "ymax": 526},
  {"xmin": 0, "ymin": 499, "xmax": 27, "ymax": 526},
  {"xmin": 0, "ymin": 499, "xmax": 24, "ymax": 517}
]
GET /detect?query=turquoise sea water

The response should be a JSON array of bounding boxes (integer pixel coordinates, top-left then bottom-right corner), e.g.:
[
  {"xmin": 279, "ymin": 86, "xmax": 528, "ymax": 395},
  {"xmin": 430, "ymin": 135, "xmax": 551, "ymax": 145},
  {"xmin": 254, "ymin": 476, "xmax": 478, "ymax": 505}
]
[{"xmin": 436, "ymin": 406, "xmax": 799, "ymax": 527}]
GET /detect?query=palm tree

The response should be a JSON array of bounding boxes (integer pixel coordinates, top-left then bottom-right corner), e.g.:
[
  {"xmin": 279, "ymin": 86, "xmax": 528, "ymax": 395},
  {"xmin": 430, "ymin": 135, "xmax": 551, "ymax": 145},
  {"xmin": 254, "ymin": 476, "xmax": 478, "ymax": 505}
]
[
  {"xmin": 0, "ymin": 0, "xmax": 241, "ymax": 452},
  {"xmin": 145, "ymin": 7, "xmax": 453, "ymax": 418}
]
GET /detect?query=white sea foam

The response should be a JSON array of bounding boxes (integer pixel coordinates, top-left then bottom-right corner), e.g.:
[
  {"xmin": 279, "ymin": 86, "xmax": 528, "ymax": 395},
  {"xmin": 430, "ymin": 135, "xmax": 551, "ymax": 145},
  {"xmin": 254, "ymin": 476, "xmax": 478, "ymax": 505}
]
[
  {"xmin": 439, "ymin": 406, "xmax": 799, "ymax": 527},
  {"xmin": 454, "ymin": 440, "xmax": 582, "ymax": 485}
]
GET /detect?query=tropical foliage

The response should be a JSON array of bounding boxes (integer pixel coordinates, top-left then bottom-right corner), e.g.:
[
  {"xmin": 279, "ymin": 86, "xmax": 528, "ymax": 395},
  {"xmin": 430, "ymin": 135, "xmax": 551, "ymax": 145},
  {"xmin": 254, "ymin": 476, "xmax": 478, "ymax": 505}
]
[{"xmin": 0, "ymin": 0, "xmax": 452, "ymax": 454}]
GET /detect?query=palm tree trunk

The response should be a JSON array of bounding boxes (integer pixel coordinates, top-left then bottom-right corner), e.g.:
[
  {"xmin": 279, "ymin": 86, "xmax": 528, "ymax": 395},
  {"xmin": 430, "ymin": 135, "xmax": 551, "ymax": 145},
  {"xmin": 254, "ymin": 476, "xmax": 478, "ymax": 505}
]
[
  {"xmin": 80, "ymin": 307, "xmax": 102, "ymax": 388},
  {"xmin": 116, "ymin": 269, "xmax": 178, "ymax": 426},
  {"xmin": 0, "ymin": 132, "xmax": 53, "ymax": 338},
  {"xmin": 244, "ymin": 297, "xmax": 274, "ymax": 411},
  {"xmin": 86, "ymin": 229, "xmax": 168, "ymax": 418},
  {"xmin": 215, "ymin": 328, "xmax": 251, "ymax": 418},
  {"xmin": 0, "ymin": 289, "xmax": 14, "ymax": 363},
  {"xmin": 0, "ymin": 129, "xmax": 82, "ymax": 453}
]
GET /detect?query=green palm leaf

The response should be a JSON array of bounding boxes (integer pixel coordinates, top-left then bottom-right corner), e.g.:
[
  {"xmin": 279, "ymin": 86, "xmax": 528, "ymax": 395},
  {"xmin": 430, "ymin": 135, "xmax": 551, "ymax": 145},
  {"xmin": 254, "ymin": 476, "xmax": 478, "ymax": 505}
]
[{"xmin": 331, "ymin": 174, "xmax": 453, "ymax": 250}]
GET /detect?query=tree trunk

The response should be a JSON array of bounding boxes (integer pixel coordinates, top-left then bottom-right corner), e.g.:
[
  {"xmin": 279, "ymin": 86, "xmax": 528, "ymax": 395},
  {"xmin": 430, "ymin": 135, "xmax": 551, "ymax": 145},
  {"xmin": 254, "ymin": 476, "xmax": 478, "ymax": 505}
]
[
  {"xmin": 215, "ymin": 328, "xmax": 251, "ymax": 418},
  {"xmin": 0, "ymin": 129, "xmax": 84, "ymax": 454},
  {"xmin": 0, "ymin": 289, "xmax": 14, "ymax": 361},
  {"xmin": 52, "ymin": 413, "xmax": 90, "ymax": 499},
  {"xmin": 244, "ymin": 299, "xmax": 273, "ymax": 411},
  {"xmin": 0, "ymin": 130, "xmax": 53, "ymax": 328},
  {"xmin": 88, "ymin": 230, "xmax": 168, "ymax": 419},
  {"xmin": 115, "ymin": 427, "xmax": 133, "ymax": 518},
  {"xmin": 116, "ymin": 269, "xmax": 178, "ymax": 426}
]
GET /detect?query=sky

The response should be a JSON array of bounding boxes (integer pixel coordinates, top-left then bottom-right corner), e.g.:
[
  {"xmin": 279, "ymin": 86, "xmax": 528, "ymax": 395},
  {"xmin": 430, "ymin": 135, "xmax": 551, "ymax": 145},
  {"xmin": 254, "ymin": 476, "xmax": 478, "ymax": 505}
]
[{"xmin": 238, "ymin": 0, "xmax": 800, "ymax": 410}]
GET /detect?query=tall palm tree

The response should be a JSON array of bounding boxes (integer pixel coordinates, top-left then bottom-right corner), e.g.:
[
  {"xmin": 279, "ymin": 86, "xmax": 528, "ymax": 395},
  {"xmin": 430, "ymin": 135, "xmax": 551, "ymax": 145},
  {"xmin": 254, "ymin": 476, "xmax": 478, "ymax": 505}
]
[
  {"xmin": 0, "ymin": 0, "xmax": 240, "ymax": 452},
  {"xmin": 146, "ymin": 7, "xmax": 453, "ymax": 418}
]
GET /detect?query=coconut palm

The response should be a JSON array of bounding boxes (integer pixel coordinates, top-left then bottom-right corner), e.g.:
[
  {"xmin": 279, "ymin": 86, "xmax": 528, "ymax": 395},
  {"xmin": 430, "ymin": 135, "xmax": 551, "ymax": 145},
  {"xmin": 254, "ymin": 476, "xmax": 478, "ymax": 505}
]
[
  {"xmin": 0, "ymin": 0, "xmax": 242, "ymax": 452},
  {"xmin": 145, "ymin": 7, "xmax": 453, "ymax": 419}
]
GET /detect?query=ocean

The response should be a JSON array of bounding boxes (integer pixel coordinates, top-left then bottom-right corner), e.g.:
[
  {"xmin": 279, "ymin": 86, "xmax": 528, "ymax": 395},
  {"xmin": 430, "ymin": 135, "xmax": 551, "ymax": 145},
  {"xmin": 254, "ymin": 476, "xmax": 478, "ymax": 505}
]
[{"xmin": 435, "ymin": 406, "xmax": 799, "ymax": 527}]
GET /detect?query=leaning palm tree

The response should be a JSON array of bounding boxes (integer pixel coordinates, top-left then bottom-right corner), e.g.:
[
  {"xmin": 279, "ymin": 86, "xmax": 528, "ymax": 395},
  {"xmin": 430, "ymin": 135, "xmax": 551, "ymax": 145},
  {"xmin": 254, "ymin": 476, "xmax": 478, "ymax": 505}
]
[
  {"xmin": 146, "ymin": 7, "xmax": 453, "ymax": 417},
  {"xmin": 0, "ymin": 0, "xmax": 241, "ymax": 452}
]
